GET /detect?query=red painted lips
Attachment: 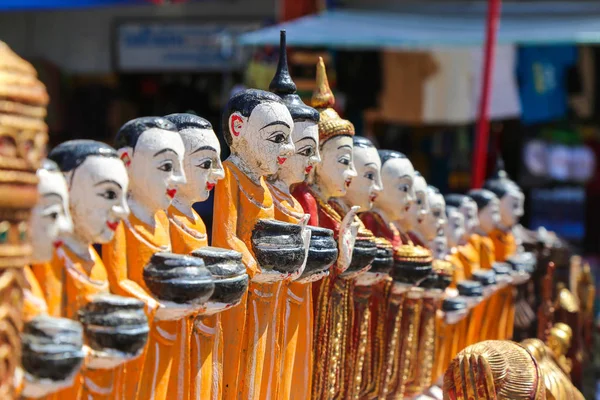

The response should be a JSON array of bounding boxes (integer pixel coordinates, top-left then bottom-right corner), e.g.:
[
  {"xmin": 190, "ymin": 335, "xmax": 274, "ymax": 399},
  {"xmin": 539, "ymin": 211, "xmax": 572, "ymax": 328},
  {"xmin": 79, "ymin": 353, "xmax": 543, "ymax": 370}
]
[
  {"xmin": 345, "ymin": 179, "xmax": 352, "ymax": 188},
  {"xmin": 166, "ymin": 189, "xmax": 177, "ymax": 199},
  {"xmin": 305, "ymin": 165, "xmax": 313, "ymax": 174},
  {"xmin": 106, "ymin": 221, "xmax": 119, "ymax": 231},
  {"xmin": 53, "ymin": 240, "xmax": 63, "ymax": 249},
  {"xmin": 277, "ymin": 157, "xmax": 287, "ymax": 165},
  {"xmin": 206, "ymin": 182, "xmax": 215, "ymax": 191},
  {"xmin": 370, "ymin": 194, "xmax": 377, "ymax": 202}
]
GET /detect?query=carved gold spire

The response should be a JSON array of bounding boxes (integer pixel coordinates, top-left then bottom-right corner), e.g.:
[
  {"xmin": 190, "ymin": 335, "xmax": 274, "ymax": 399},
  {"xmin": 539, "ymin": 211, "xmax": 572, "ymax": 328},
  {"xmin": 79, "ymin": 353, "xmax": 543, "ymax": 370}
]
[{"xmin": 311, "ymin": 57, "xmax": 354, "ymax": 143}]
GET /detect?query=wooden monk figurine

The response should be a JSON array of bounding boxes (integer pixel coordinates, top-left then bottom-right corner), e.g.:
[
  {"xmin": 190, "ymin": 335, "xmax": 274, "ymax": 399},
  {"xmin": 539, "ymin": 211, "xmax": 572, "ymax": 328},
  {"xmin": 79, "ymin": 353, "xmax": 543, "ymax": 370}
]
[
  {"xmin": 37, "ymin": 140, "xmax": 140, "ymax": 400},
  {"xmin": 20, "ymin": 159, "xmax": 77, "ymax": 399},
  {"xmin": 332, "ymin": 136, "xmax": 384, "ymax": 399},
  {"xmin": 266, "ymin": 31, "xmax": 324, "ymax": 400},
  {"xmin": 291, "ymin": 57, "xmax": 361, "ymax": 400},
  {"xmin": 162, "ymin": 112, "xmax": 228, "ymax": 400},
  {"xmin": 101, "ymin": 117, "xmax": 195, "ymax": 400},
  {"xmin": 406, "ymin": 171, "xmax": 429, "ymax": 247},
  {"xmin": 212, "ymin": 86, "xmax": 297, "ymax": 399}
]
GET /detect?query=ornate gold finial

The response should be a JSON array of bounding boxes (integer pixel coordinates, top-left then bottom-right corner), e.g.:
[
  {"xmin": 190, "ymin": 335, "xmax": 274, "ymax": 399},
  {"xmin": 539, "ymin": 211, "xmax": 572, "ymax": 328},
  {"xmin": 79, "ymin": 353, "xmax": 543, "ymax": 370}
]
[
  {"xmin": 311, "ymin": 57, "xmax": 354, "ymax": 144},
  {"xmin": 312, "ymin": 57, "xmax": 334, "ymax": 109}
]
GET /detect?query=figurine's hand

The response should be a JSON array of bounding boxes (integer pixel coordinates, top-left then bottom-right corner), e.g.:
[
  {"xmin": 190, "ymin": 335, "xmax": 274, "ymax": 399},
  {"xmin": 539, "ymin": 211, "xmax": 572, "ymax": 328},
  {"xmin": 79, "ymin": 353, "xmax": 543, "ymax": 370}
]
[
  {"xmin": 336, "ymin": 206, "xmax": 360, "ymax": 274},
  {"xmin": 154, "ymin": 300, "xmax": 205, "ymax": 321},
  {"xmin": 19, "ymin": 367, "xmax": 79, "ymax": 398},
  {"xmin": 290, "ymin": 215, "xmax": 311, "ymax": 281},
  {"xmin": 83, "ymin": 345, "xmax": 139, "ymax": 370}
]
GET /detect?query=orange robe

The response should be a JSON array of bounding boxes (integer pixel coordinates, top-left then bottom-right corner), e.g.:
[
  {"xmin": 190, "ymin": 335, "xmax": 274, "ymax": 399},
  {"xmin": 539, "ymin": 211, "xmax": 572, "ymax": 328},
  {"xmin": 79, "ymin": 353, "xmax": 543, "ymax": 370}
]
[
  {"xmin": 167, "ymin": 205, "xmax": 221, "ymax": 400},
  {"xmin": 30, "ymin": 246, "xmax": 113, "ymax": 400},
  {"xmin": 212, "ymin": 160, "xmax": 283, "ymax": 400},
  {"xmin": 268, "ymin": 183, "xmax": 313, "ymax": 400},
  {"xmin": 490, "ymin": 228, "xmax": 518, "ymax": 340},
  {"xmin": 101, "ymin": 212, "xmax": 170, "ymax": 400},
  {"xmin": 23, "ymin": 265, "xmax": 48, "ymax": 321}
]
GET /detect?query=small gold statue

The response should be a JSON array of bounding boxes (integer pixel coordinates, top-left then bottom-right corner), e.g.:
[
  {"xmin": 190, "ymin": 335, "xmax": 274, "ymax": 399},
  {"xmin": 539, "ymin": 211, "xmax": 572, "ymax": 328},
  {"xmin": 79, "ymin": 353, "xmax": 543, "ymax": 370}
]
[{"xmin": 547, "ymin": 322, "xmax": 574, "ymax": 375}]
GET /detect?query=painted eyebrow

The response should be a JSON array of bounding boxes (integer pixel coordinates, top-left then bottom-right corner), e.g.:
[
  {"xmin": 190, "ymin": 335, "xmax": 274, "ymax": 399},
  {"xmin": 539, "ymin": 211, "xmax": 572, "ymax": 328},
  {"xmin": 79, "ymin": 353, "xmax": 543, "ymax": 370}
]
[
  {"xmin": 398, "ymin": 174, "xmax": 412, "ymax": 179},
  {"xmin": 260, "ymin": 120, "xmax": 290, "ymax": 130},
  {"xmin": 364, "ymin": 162, "xmax": 377, "ymax": 167},
  {"xmin": 94, "ymin": 179, "xmax": 123, "ymax": 190},
  {"xmin": 42, "ymin": 193, "xmax": 64, "ymax": 201},
  {"xmin": 337, "ymin": 145, "xmax": 352, "ymax": 150},
  {"xmin": 153, "ymin": 148, "xmax": 178, "ymax": 157},
  {"xmin": 191, "ymin": 145, "xmax": 217, "ymax": 155},
  {"xmin": 296, "ymin": 137, "xmax": 317, "ymax": 144}
]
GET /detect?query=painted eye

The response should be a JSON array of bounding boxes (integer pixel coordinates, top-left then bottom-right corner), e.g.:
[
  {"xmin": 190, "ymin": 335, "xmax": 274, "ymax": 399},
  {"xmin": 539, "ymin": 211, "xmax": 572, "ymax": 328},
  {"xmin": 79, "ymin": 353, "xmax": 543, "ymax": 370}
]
[
  {"xmin": 100, "ymin": 190, "xmax": 118, "ymax": 200},
  {"xmin": 197, "ymin": 160, "xmax": 212, "ymax": 169},
  {"xmin": 298, "ymin": 147, "xmax": 314, "ymax": 157},
  {"xmin": 399, "ymin": 185, "xmax": 408, "ymax": 192},
  {"xmin": 267, "ymin": 133, "xmax": 287, "ymax": 144},
  {"xmin": 364, "ymin": 172, "xmax": 374, "ymax": 180},
  {"xmin": 433, "ymin": 211, "xmax": 441, "ymax": 217},
  {"xmin": 338, "ymin": 157, "xmax": 350, "ymax": 166},
  {"xmin": 159, "ymin": 162, "xmax": 173, "ymax": 172},
  {"xmin": 48, "ymin": 212, "xmax": 59, "ymax": 220}
]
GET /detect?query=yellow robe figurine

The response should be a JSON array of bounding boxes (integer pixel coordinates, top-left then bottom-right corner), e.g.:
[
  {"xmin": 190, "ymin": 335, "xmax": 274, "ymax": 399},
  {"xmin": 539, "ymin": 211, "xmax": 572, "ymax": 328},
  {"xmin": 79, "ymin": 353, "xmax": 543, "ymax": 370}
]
[{"xmin": 212, "ymin": 86, "xmax": 296, "ymax": 400}]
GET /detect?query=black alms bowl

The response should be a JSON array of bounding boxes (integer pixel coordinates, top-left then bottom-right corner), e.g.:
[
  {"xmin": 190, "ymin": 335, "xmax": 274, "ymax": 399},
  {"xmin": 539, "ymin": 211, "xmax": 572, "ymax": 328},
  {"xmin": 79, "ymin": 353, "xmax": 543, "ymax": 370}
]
[
  {"xmin": 370, "ymin": 242, "xmax": 394, "ymax": 275},
  {"xmin": 191, "ymin": 246, "xmax": 249, "ymax": 306},
  {"xmin": 343, "ymin": 237, "xmax": 377, "ymax": 277},
  {"xmin": 143, "ymin": 252, "xmax": 215, "ymax": 304},
  {"xmin": 472, "ymin": 270, "xmax": 497, "ymax": 287},
  {"xmin": 300, "ymin": 226, "xmax": 337, "ymax": 280},
  {"xmin": 21, "ymin": 316, "xmax": 84, "ymax": 381},
  {"xmin": 506, "ymin": 252, "xmax": 537, "ymax": 275},
  {"xmin": 251, "ymin": 219, "xmax": 305, "ymax": 275},
  {"xmin": 78, "ymin": 294, "xmax": 149, "ymax": 355}
]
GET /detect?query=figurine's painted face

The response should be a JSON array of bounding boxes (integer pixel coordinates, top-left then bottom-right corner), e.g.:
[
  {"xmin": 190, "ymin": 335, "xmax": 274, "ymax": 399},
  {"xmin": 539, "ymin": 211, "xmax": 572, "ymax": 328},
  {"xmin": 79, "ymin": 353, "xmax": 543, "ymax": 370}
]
[
  {"xmin": 408, "ymin": 174, "xmax": 428, "ymax": 229},
  {"xmin": 30, "ymin": 169, "xmax": 73, "ymax": 263},
  {"xmin": 228, "ymin": 102, "xmax": 295, "ymax": 176},
  {"xmin": 499, "ymin": 185, "xmax": 525, "ymax": 227},
  {"xmin": 446, "ymin": 208, "xmax": 466, "ymax": 248},
  {"xmin": 315, "ymin": 136, "xmax": 357, "ymax": 198},
  {"xmin": 479, "ymin": 197, "xmax": 501, "ymax": 233},
  {"xmin": 421, "ymin": 190, "xmax": 446, "ymax": 242},
  {"xmin": 276, "ymin": 120, "xmax": 320, "ymax": 187},
  {"xmin": 431, "ymin": 231, "xmax": 448, "ymax": 259},
  {"xmin": 67, "ymin": 156, "xmax": 130, "ymax": 244},
  {"xmin": 177, "ymin": 128, "xmax": 224, "ymax": 204},
  {"xmin": 375, "ymin": 157, "xmax": 415, "ymax": 221},
  {"xmin": 345, "ymin": 145, "xmax": 382, "ymax": 211},
  {"xmin": 120, "ymin": 128, "xmax": 186, "ymax": 212},
  {"xmin": 459, "ymin": 199, "xmax": 479, "ymax": 237}
]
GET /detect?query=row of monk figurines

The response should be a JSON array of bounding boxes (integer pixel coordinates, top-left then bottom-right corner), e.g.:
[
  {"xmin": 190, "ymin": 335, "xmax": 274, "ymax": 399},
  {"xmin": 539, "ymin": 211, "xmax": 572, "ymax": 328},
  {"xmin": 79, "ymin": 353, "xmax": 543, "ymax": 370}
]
[{"xmin": 5, "ymin": 31, "xmax": 587, "ymax": 400}]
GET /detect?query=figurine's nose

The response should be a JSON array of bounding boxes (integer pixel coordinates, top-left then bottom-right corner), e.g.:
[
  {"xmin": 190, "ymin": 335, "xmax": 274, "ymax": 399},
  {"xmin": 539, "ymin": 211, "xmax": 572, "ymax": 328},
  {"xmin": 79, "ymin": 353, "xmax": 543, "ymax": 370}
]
[
  {"xmin": 212, "ymin": 159, "xmax": 226, "ymax": 181},
  {"xmin": 58, "ymin": 210, "xmax": 74, "ymax": 236},
  {"xmin": 113, "ymin": 198, "xmax": 130, "ymax": 220}
]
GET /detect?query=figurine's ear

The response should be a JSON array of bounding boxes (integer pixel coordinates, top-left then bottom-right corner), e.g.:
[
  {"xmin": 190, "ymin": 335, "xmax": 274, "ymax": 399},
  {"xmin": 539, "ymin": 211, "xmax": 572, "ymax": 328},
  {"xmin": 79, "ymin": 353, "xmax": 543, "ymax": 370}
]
[
  {"xmin": 228, "ymin": 112, "xmax": 246, "ymax": 138},
  {"xmin": 117, "ymin": 147, "xmax": 133, "ymax": 167}
]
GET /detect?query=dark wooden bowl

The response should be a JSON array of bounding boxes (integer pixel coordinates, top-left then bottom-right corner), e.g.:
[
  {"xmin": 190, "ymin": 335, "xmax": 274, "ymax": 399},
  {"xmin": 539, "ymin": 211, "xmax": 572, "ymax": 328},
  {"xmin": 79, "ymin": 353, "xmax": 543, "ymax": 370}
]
[
  {"xmin": 78, "ymin": 294, "xmax": 149, "ymax": 355},
  {"xmin": 143, "ymin": 252, "xmax": 215, "ymax": 304},
  {"xmin": 370, "ymin": 243, "xmax": 394, "ymax": 275},
  {"xmin": 21, "ymin": 316, "xmax": 84, "ymax": 381},
  {"xmin": 343, "ymin": 237, "xmax": 377, "ymax": 277},
  {"xmin": 251, "ymin": 219, "xmax": 305, "ymax": 275},
  {"xmin": 191, "ymin": 246, "xmax": 249, "ymax": 306},
  {"xmin": 300, "ymin": 226, "xmax": 337, "ymax": 280}
]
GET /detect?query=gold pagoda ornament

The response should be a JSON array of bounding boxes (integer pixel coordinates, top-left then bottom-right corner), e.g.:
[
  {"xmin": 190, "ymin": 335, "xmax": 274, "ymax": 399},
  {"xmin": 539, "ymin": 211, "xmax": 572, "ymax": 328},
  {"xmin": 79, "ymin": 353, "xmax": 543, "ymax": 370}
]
[{"xmin": 0, "ymin": 41, "xmax": 49, "ymax": 399}]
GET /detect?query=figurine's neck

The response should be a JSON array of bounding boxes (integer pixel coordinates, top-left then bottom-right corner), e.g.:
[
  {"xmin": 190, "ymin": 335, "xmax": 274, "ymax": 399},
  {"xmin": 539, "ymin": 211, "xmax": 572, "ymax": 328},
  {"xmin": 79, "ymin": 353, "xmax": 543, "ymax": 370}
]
[
  {"xmin": 171, "ymin": 197, "xmax": 197, "ymax": 220},
  {"xmin": 128, "ymin": 195, "xmax": 157, "ymax": 228},
  {"xmin": 331, "ymin": 197, "xmax": 351, "ymax": 216},
  {"xmin": 62, "ymin": 234, "xmax": 93, "ymax": 262},
  {"xmin": 411, "ymin": 229, "xmax": 426, "ymax": 246},
  {"xmin": 229, "ymin": 154, "xmax": 262, "ymax": 186},
  {"xmin": 269, "ymin": 177, "xmax": 291, "ymax": 195},
  {"xmin": 371, "ymin": 206, "xmax": 394, "ymax": 227},
  {"xmin": 474, "ymin": 226, "xmax": 488, "ymax": 237},
  {"xmin": 498, "ymin": 222, "xmax": 512, "ymax": 232},
  {"xmin": 309, "ymin": 182, "xmax": 332, "ymax": 204}
]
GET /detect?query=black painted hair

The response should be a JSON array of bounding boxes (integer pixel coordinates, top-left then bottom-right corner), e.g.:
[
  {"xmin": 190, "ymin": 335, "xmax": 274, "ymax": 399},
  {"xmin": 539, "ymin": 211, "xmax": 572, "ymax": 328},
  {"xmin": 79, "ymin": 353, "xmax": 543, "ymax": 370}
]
[
  {"xmin": 221, "ymin": 89, "xmax": 285, "ymax": 147},
  {"xmin": 483, "ymin": 154, "xmax": 517, "ymax": 198},
  {"xmin": 40, "ymin": 158, "xmax": 60, "ymax": 173},
  {"xmin": 444, "ymin": 194, "xmax": 470, "ymax": 208},
  {"xmin": 468, "ymin": 189, "xmax": 497, "ymax": 211},
  {"xmin": 445, "ymin": 205, "xmax": 459, "ymax": 219},
  {"xmin": 114, "ymin": 116, "xmax": 177, "ymax": 150},
  {"xmin": 48, "ymin": 140, "xmax": 119, "ymax": 172},
  {"xmin": 269, "ymin": 31, "xmax": 319, "ymax": 124},
  {"xmin": 378, "ymin": 150, "xmax": 407, "ymax": 165},
  {"xmin": 353, "ymin": 136, "xmax": 375, "ymax": 149},
  {"xmin": 164, "ymin": 113, "xmax": 212, "ymax": 131}
]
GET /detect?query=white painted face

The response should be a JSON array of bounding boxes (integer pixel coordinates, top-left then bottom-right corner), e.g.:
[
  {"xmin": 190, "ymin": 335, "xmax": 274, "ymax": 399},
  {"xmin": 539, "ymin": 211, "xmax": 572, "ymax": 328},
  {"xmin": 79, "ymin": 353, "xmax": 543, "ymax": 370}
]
[
  {"xmin": 314, "ymin": 136, "xmax": 357, "ymax": 198},
  {"xmin": 420, "ymin": 189, "xmax": 446, "ymax": 243},
  {"xmin": 446, "ymin": 207, "xmax": 466, "ymax": 248},
  {"xmin": 408, "ymin": 174, "xmax": 428, "ymax": 230},
  {"xmin": 119, "ymin": 128, "xmax": 186, "ymax": 212},
  {"xmin": 430, "ymin": 232, "xmax": 448, "ymax": 260},
  {"xmin": 479, "ymin": 197, "xmax": 501, "ymax": 233},
  {"xmin": 228, "ymin": 102, "xmax": 295, "ymax": 176},
  {"xmin": 345, "ymin": 145, "xmax": 382, "ymax": 211},
  {"xmin": 459, "ymin": 199, "xmax": 479, "ymax": 237},
  {"xmin": 176, "ymin": 128, "xmax": 224, "ymax": 204},
  {"xmin": 499, "ymin": 185, "xmax": 525, "ymax": 227},
  {"xmin": 276, "ymin": 120, "xmax": 320, "ymax": 187},
  {"xmin": 30, "ymin": 169, "xmax": 73, "ymax": 263},
  {"xmin": 374, "ymin": 157, "xmax": 415, "ymax": 221},
  {"xmin": 66, "ymin": 156, "xmax": 130, "ymax": 244}
]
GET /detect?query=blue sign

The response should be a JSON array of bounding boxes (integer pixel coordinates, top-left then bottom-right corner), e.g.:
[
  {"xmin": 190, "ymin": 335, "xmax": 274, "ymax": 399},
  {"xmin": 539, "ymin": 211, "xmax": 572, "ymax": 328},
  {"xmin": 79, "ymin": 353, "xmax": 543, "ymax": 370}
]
[{"xmin": 116, "ymin": 21, "xmax": 261, "ymax": 72}]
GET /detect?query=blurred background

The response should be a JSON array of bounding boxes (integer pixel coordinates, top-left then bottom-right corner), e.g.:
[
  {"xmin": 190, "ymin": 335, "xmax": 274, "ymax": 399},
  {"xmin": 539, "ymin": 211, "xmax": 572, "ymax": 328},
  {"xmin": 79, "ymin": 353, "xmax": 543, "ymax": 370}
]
[{"xmin": 2, "ymin": 4, "xmax": 600, "ymax": 391}]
